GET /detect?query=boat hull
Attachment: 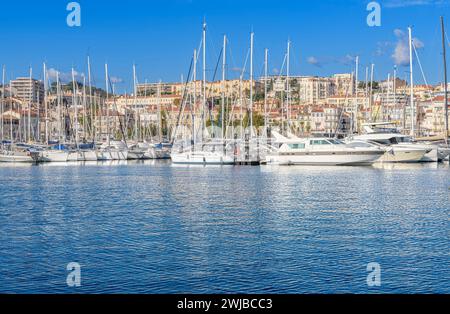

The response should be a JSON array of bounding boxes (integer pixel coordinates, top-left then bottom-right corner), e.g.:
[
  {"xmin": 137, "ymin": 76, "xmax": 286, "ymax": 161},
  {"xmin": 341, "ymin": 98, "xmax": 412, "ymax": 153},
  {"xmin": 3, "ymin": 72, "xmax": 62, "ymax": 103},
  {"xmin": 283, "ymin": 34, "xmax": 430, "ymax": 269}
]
[
  {"xmin": 41, "ymin": 151, "xmax": 69, "ymax": 162},
  {"xmin": 145, "ymin": 147, "xmax": 171, "ymax": 159},
  {"xmin": 379, "ymin": 147, "xmax": 428, "ymax": 163},
  {"xmin": 81, "ymin": 150, "xmax": 98, "ymax": 161},
  {"xmin": 127, "ymin": 150, "xmax": 145, "ymax": 160},
  {"xmin": 266, "ymin": 151, "xmax": 383, "ymax": 166},
  {"xmin": 97, "ymin": 150, "xmax": 128, "ymax": 161},
  {"xmin": 438, "ymin": 147, "xmax": 450, "ymax": 161},
  {"xmin": 0, "ymin": 153, "xmax": 35, "ymax": 163},
  {"xmin": 171, "ymin": 151, "xmax": 234, "ymax": 165}
]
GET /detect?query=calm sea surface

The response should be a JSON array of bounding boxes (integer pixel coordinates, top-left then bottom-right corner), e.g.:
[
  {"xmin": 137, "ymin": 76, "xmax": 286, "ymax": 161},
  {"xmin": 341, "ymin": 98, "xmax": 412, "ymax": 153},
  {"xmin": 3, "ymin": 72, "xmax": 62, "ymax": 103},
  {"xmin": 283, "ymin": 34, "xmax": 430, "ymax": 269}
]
[{"xmin": 0, "ymin": 161, "xmax": 449, "ymax": 294}]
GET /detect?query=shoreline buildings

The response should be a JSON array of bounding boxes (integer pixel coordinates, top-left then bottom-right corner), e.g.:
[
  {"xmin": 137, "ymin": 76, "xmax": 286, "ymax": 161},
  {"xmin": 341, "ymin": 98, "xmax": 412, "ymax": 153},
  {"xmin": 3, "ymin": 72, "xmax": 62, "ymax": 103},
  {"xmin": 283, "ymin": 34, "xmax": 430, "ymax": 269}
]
[{"xmin": 1, "ymin": 73, "xmax": 450, "ymax": 142}]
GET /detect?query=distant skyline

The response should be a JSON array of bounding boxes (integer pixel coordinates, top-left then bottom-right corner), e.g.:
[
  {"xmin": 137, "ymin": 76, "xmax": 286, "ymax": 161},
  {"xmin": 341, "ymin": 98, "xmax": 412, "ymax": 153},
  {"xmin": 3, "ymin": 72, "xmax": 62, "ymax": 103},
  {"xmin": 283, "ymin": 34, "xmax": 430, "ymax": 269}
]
[{"xmin": 1, "ymin": 0, "xmax": 450, "ymax": 93}]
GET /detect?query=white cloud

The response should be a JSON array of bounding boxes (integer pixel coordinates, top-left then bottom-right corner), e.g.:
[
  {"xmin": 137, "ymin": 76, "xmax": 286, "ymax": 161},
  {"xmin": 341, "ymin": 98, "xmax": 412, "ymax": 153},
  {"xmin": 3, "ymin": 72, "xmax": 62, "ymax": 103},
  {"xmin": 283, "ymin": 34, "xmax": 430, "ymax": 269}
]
[
  {"xmin": 375, "ymin": 41, "xmax": 392, "ymax": 56},
  {"xmin": 339, "ymin": 54, "xmax": 356, "ymax": 66},
  {"xmin": 47, "ymin": 68, "xmax": 85, "ymax": 83},
  {"xmin": 306, "ymin": 54, "xmax": 356, "ymax": 67},
  {"xmin": 391, "ymin": 28, "xmax": 424, "ymax": 66},
  {"xmin": 110, "ymin": 76, "xmax": 124, "ymax": 84},
  {"xmin": 307, "ymin": 56, "xmax": 321, "ymax": 67}
]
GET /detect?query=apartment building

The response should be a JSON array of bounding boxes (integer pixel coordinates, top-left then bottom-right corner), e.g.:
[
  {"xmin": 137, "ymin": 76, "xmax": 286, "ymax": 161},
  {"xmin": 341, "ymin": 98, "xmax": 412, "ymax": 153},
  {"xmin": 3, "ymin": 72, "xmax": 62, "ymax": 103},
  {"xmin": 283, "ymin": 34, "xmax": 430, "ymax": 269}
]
[{"xmin": 10, "ymin": 77, "xmax": 44, "ymax": 104}]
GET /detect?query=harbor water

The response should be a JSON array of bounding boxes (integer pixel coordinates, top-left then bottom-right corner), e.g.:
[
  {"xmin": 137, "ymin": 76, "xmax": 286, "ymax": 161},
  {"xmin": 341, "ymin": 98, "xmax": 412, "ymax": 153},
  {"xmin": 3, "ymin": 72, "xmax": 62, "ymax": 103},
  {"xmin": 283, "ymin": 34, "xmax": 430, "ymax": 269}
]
[{"xmin": 0, "ymin": 161, "xmax": 449, "ymax": 293}]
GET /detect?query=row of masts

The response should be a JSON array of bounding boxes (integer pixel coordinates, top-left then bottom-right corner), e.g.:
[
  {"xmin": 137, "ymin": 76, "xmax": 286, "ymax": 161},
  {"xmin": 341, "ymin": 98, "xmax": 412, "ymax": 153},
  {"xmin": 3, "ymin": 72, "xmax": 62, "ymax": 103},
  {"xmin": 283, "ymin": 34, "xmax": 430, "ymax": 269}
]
[
  {"xmin": 174, "ymin": 21, "xmax": 297, "ymax": 144},
  {"xmin": 0, "ymin": 56, "xmax": 167, "ymax": 147}
]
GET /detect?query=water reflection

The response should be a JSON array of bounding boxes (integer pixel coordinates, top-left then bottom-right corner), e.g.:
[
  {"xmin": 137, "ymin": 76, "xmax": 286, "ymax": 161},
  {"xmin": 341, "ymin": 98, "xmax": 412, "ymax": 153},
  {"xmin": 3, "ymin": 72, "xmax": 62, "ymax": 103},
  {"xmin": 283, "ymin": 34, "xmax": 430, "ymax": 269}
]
[{"xmin": 0, "ymin": 161, "xmax": 448, "ymax": 294}]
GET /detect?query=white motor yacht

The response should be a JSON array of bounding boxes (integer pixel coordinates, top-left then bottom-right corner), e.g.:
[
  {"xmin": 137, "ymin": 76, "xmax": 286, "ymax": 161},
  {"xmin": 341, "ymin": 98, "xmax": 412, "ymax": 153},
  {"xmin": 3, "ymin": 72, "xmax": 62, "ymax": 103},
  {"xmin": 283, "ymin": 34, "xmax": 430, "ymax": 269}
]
[
  {"xmin": 265, "ymin": 133, "xmax": 384, "ymax": 166},
  {"xmin": 345, "ymin": 140, "xmax": 429, "ymax": 163},
  {"xmin": 350, "ymin": 124, "xmax": 432, "ymax": 162}
]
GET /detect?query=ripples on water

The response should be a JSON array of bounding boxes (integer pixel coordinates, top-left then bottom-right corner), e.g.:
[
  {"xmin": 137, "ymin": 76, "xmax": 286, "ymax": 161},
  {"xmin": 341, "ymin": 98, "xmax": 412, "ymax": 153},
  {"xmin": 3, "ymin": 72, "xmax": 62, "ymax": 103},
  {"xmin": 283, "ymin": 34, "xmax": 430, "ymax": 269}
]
[{"xmin": 0, "ymin": 161, "xmax": 449, "ymax": 293}]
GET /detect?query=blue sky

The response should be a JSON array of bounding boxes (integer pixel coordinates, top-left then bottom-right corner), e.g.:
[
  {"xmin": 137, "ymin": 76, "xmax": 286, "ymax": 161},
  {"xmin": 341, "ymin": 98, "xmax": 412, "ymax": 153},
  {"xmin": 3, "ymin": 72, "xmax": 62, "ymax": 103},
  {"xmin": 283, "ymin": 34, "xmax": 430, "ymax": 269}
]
[{"xmin": 1, "ymin": 0, "xmax": 449, "ymax": 93}]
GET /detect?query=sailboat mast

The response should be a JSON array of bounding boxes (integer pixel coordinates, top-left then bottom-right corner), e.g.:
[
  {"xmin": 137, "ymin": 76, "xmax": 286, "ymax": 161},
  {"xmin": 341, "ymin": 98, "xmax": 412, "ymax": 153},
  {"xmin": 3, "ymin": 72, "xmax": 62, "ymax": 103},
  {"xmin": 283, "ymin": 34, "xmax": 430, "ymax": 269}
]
[
  {"xmin": 28, "ymin": 66, "xmax": 32, "ymax": 143},
  {"xmin": 249, "ymin": 31, "xmax": 254, "ymax": 136},
  {"xmin": 43, "ymin": 63, "xmax": 48, "ymax": 144},
  {"xmin": 1, "ymin": 65, "xmax": 5, "ymax": 143},
  {"xmin": 202, "ymin": 20, "xmax": 207, "ymax": 142},
  {"xmin": 385, "ymin": 73, "xmax": 391, "ymax": 121},
  {"xmin": 87, "ymin": 56, "xmax": 94, "ymax": 143},
  {"xmin": 221, "ymin": 34, "xmax": 226, "ymax": 140},
  {"xmin": 393, "ymin": 65, "xmax": 397, "ymax": 116},
  {"xmin": 264, "ymin": 48, "xmax": 268, "ymax": 134},
  {"xmin": 82, "ymin": 75, "xmax": 87, "ymax": 142},
  {"xmin": 56, "ymin": 71, "xmax": 62, "ymax": 143},
  {"xmin": 408, "ymin": 26, "xmax": 415, "ymax": 137},
  {"xmin": 286, "ymin": 40, "xmax": 291, "ymax": 130},
  {"xmin": 105, "ymin": 63, "xmax": 110, "ymax": 146},
  {"xmin": 72, "ymin": 67, "xmax": 79, "ymax": 148},
  {"xmin": 441, "ymin": 16, "xmax": 449, "ymax": 139},
  {"xmin": 9, "ymin": 79, "xmax": 13, "ymax": 143},
  {"xmin": 354, "ymin": 56, "xmax": 359, "ymax": 133},
  {"xmin": 193, "ymin": 49, "xmax": 197, "ymax": 146},
  {"xmin": 157, "ymin": 80, "xmax": 162, "ymax": 143},
  {"xmin": 133, "ymin": 64, "xmax": 138, "ymax": 142},
  {"xmin": 370, "ymin": 63, "xmax": 374, "ymax": 121}
]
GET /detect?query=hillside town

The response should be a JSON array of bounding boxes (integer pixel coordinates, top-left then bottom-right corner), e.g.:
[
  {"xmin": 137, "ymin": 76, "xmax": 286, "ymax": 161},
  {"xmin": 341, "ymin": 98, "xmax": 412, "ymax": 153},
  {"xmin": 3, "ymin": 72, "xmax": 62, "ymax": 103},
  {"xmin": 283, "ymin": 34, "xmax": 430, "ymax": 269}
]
[{"xmin": 1, "ymin": 72, "xmax": 449, "ymax": 143}]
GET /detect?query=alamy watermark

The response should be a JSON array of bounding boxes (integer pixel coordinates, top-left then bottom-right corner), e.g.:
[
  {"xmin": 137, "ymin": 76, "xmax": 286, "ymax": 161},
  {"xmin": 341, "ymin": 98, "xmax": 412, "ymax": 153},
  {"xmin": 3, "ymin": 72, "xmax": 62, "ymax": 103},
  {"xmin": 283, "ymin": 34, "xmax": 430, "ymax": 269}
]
[
  {"xmin": 66, "ymin": 2, "xmax": 81, "ymax": 27},
  {"xmin": 367, "ymin": 2, "xmax": 381, "ymax": 27},
  {"xmin": 66, "ymin": 262, "xmax": 81, "ymax": 287},
  {"xmin": 366, "ymin": 262, "xmax": 381, "ymax": 287}
]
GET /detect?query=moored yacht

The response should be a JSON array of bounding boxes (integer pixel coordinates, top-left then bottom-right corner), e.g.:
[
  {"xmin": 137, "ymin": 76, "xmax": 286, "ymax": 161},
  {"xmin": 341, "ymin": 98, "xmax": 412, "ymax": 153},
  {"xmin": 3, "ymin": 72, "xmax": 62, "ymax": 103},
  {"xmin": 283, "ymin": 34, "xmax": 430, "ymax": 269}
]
[
  {"xmin": 0, "ymin": 143, "xmax": 41, "ymax": 163},
  {"xmin": 127, "ymin": 143, "xmax": 147, "ymax": 160},
  {"xmin": 41, "ymin": 149, "xmax": 69, "ymax": 162},
  {"xmin": 171, "ymin": 142, "xmax": 234, "ymax": 165},
  {"xmin": 349, "ymin": 124, "xmax": 433, "ymax": 162},
  {"xmin": 345, "ymin": 140, "xmax": 429, "ymax": 163},
  {"xmin": 144, "ymin": 142, "xmax": 172, "ymax": 159},
  {"xmin": 97, "ymin": 141, "xmax": 128, "ymax": 161},
  {"xmin": 265, "ymin": 133, "xmax": 384, "ymax": 166}
]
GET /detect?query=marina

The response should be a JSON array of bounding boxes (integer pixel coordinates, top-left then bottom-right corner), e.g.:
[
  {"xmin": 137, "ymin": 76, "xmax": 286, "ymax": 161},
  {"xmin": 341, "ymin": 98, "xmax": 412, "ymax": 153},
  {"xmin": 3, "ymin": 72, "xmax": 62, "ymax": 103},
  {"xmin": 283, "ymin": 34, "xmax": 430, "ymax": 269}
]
[
  {"xmin": 1, "ymin": 0, "xmax": 450, "ymax": 299},
  {"xmin": 1, "ymin": 20, "xmax": 450, "ymax": 167}
]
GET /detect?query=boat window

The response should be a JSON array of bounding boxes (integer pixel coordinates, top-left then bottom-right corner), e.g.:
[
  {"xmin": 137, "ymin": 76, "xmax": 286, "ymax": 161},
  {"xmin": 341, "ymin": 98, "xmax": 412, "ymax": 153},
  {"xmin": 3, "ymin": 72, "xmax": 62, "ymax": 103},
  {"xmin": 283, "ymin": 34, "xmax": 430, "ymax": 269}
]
[
  {"xmin": 389, "ymin": 138, "xmax": 399, "ymax": 144},
  {"xmin": 396, "ymin": 137, "xmax": 412, "ymax": 143},
  {"xmin": 310, "ymin": 140, "xmax": 331, "ymax": 145},
  {"xmin": 328, "ymin": 139, "xmax": 343, "ymax": 145},
  {"xmin": 373, "ymin": 139, "xmax": 392, "ymax": 145},
  {"xmin": 346, "ymin": 141, "xmax": 372, "ymax": 148},
  {"xmin": 288, "ymin": 143, "xmax": 305, "ymax": 149}
]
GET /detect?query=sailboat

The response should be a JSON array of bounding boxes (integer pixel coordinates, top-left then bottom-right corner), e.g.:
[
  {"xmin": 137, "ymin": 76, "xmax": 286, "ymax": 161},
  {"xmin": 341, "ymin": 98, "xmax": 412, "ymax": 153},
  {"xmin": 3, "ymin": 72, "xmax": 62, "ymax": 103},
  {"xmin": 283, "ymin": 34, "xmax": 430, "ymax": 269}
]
[
  {"xmin": 0, "ymin": 142, "xmax": 41, "ymax": 163},
  {"xmin": 96, "ymin": 63, "xmax": 129, "ymax": 161},
  {"xmin": 38, "ymin": 67, "xmax": 70, "ymax": 162},
  {"xmin": 171, "ymin": 21, "xmax": 234, "ymax": 165},
  {"xmin": 0, "ymin": 67, "xmax": 41, "ymax": 163},
  {"xmin": 143, "ymin": 81, "xmax": 173, "ymax": 160}
]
